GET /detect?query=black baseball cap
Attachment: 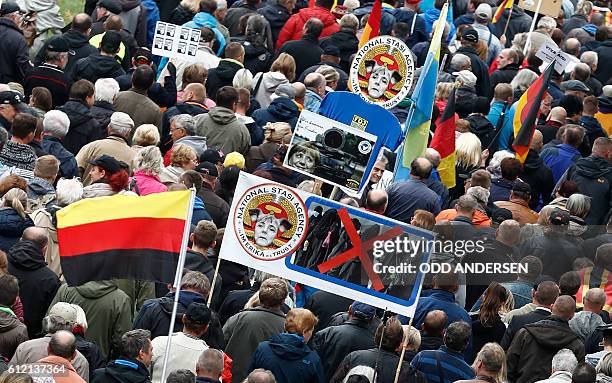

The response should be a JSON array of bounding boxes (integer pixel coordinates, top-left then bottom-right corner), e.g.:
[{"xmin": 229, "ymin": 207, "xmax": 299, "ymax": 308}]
[
  {"xmin": 199, "ymin": 148, "xmax": 224, "ymax": 164},
  {"xmin": 195, "ymin": 161, "xmax": 219, "ymax": 177},
  {"xmin": 97, "ymin": 0, "xmax": 122, "ymax": 15},
  {"xmin": 185, "ymin": 302, "xmax": 212, "ymax": 326},
  {"xmin": 0, "ymin": 91, "xmax": 28, "ymax": 112},
  {"xmin": 134, "ymin": 47, "xmax": 152, "ymax": 64},
  {"xmin": 549, "ymin": 209, "xmax": 571, "ymax": 226},
  {"xmin": 512, "ymin": 181, "xmax": 531, "ymax": 195},
  {"xmin": 88, "ymin": 154, "xmax": 128, "ymax": 174},
  {"xmin": 322, "ymin": 44, "xmax": 340, "ymax": 57},
  {"xmin": 462, "ymin": 28, "xmax": 479, "ymax": 43},
  {"xmin": 0, "ymin": 1, "xmax": 21, "ymax": 16},
  {"xmin": 100, "ymin": 31, "xmax": 122, "ymax": 53},
  {"xmin": 46, "ymin": 36, "xmax": 75, "ymax": 55}
]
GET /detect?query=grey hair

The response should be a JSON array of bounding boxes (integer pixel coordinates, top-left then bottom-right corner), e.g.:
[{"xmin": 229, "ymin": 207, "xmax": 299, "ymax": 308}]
[
  {"xmin": 94, "ymin": 78, "xmax": 120, "ymax": 103},
  {"xmin": 450, "ymin": 53, "xmax": 471, "ymax": 72},
  {"xmin": 42, "ymin": 315, "xmax": 71, "ymax": 334},
  {"xmin": 580, "ymin": 51, "xmax": 598, "ymax": 66},
  {"xmin": 567, "ymin": 193, "xmax": 591, "ymax": 219},
  {"xmin": 339, "ymin": 13, "xmax": 359, "ymax": 30},
  {"xmin": 166, "ymin": 369, "xmax": 195, "ymax": 383},
  {"xmin": 576, "ymin": 0, "xmax": 593, "ymax": 16},
  {"xmin": 486, "ymin": 150, "xmax": 515, "ymax": 175},
  {"xmin": 119, "ymin": 329, "xmax": 151, "ymax": 359},
  {"xmin": 197, "ymin": 349, "xmax": 224, "ymax": 376},
  {"xmin": 43, "ymin": 110, "xmax": 70, "ymax": 139},
  {"xmin": 56, "ymin": 178, "xmax": 84, "ymax": 207},
  {"xmin": 216, "ymin": 0, "xmax": 227, "ymax": 9},
  {"xmin": 245, "ymin": 369, "xmax": 277, "ymax": 383},
  {"xmin": 0, "ymin": 127, "xmax": 7, "ymax": 152},
  {"xmin": 537, "ymin": 16, "xmax": 557, "ymax": 31},
  {"xmin": 181, "ymin": 270, "xmax": 211, "ymax": 297},
  {"xmin": 253, "ymin": 270, "xmax": 279, "ymax": 284},
  {"xmin": 511, "ymin": 70, "xmax": 539, "ymax": 92},
  {"xmin": 585, "ymin": 288, "xmax": 606, "ymax": 307},
  {"xmin": 402, "ymin": 325, "xmax": 421, "ymax": 350},
  {"xmin": 45, "ymin": 51, "xmax": 68, "ymax": 63},
  {"xmin": 551, "ymin": 349, "xmax": 578, "ymax": 373},
  {"xmin": 135, "ymin": 146, "xmax": 164, "ymax": 175},
  {"xmin": 171, "ymin": 114, "xmax": 196, "ymax": 136},
  {"xmin": 597, "ymin": 352, "xmax": 612, "ymax": 376},
  {"xmin": 466, "ymin": 186, "xmax": 490, "ymax": 205},
  {"xmin": 233, "ymin": 68, "xmax": 254, "ymax": 91}
]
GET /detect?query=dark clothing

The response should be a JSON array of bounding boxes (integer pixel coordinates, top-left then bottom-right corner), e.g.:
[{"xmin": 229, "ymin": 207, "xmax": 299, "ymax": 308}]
[
  {"xmin": 7, "ymin": 240, "xmax": 60, "ymax": 339},
  {"xmin": 412, "ymin": 289, "xmax": 470, "ymax": 330},
  {"xmin": 390, "ymin": 8, "xmax": 429, "ymax": 48},
  {"xmin": 299, "ymin": 61, "xmax": 349, "ymax": 91},
  {"xmin": 579, "ymin": 116, "xmax": 607, "ymax": 146},
  {"xmin": 58, "ymin": 100, "xmax": 99, "ymax": 155},
  {"xmin": 493, "ymin": 5, "xmax": 532, "ymax": 47},
  {"xmin": 490, "ymin": 63, "xmax": 520, "ymax": 94},
  {"xmin": 76, "ymin": 334, "xmax": 105, "ymax": 378},
  {"xmin": 594, "ymin": 41, "xmax": 612, "ymax": 85},
  {"xmin": 35, "ymin": 30, "xmax": 99, "ymax": 74},
  {"xmin": 455, "ymin": 86, "xmax": 478, "ymax": 119},
  {"xmin": 184, "ymin": 249, "xmax": 223, "ymax": 309},
  {"xmin": 386, "ymin": 179, "xmax": 441, "ymax": 224},
  {"xmin": 507, "ymin": 316, "xmax": 585, "ymax": 383},
  {"xmin": 223, "ymin": 4, "xmax": 257, "ymax": 36},
  {"xmin": 489, "ymin": 177, "xmax": 515, "ymax": 203},
  {"xmin": 198, "ymin": 183, "xmax": 230, "ymax": 228},
  {"xmin": 537, "ymin": 120, "xmax": 563, "ymax": 145},
  {"xmin": 238, "ymin": 39, "xmax": 274, "ymax": 77},
  {"xmin": 92, "ymin": 358, "xmax": 151, "ymax": 383},
  {"xmin": 0, "ymin": 18, "xmax": 31, "ymax": 83},
  {"xmin": 333, "ymin": 348, "xmax": 427, "ymax": 383},
  {"xmin": 249, "ymin": 333, "xmax": 325, "ymax": 383},
  {"xmin": 501, "ymin": 307, "xmax": 551, "ymax": 349},
  {"xmin": 312, "ymin": 318, "xmax": 376, "ymax": 381},
  {"xmin": 410, "ymin": 346, "xmax": 475, "ymax": 383},
  {"xmin": 319, "ymin": 29, "xmax": 359, "ymax": 73},
  {"xmin": 91, "ymin": 101, "xmax": 116, "ymax": 140},
  {"xmin": 157, "ymin": 0, "xmax": 180, "ymax": 21},
  {"xmin": 279, "ymin": 35, "xmax": 323, "ymax": 80},
  {"xmin": 522, "ymin": 149, "xmax": 554, "ymax": 210},
  {"xmin": 0, "ymin": 209, "xmax": 34, "ymax": 253},
  {"xmin": 115, "ymin": 69, "xmax": 177, "ymax": 108},
  {"xmin": 562, "ymin": 14, "xmax": 588, "ymax": 34},
  {"xmin": 72, "ymin": 54, "xmax": 126, "ymax": 84},
  {"xmin": 24, "ymin": 63, "xmax": 71, "ymax": 107},
  {"xmin": 167, "ymin": 4, "xmax": 195, "ymax": 26},
  {"xmin": 42, "ymin": 136, "xmax": 79, "ymax": 179},
  {"xmin": 251, "ymin": 97, "xmax": 299, "ymax": 129},
  {"xmin": 206, "ymin": 60, "xmax": 244, "ymax": 102},
  {"xmin": 217, "ymin": 282, "xmax": 288, "ymax": 325},
  {"xmin": 466, "ymin": 114, "xmax": 495, "ymax": 149},
  {"xmin": 206, "ymin": 255, "xmax": 250, "ymax": 306},
  {"xmin": 303, "ymin": 291, "xmax": 353, "ymax": 333},
  {"xmin": 455, "ymin": 46, "xmax": 491, "ymax": 98},
  {"xmin": 469, "ymin": 313, "xmax": 506, "ymax": 363},
  {"xmin": 519, "ymin": 232, "xmax": 581, "ymax": 280},
  {"xmin": 418, "ymin": 333, "xmax": 444, "ymax": 351},
  {"xmin": 258, "ymin": 2, "xmax": 291, "ymax": 43}
]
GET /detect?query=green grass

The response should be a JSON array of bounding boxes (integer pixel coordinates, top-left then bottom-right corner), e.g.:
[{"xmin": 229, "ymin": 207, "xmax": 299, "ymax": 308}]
[{"xmin": 58, "ymin": 0, "xmax": 84, "ymax": 24}]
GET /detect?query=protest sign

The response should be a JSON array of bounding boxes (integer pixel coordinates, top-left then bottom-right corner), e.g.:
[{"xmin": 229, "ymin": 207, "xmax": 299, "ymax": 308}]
[
  {"xmin": 219, "ymin": 172, "xmax": 434, "ymax": 317},
  {"xmin": 535, "ymin": 41, "xmax": 571, "ymax": 74},
  {"xmin": 349, "ymin": 36, "xmax": 415, "ymax": 110},
  {"xmin": 284, "ymin": 110, "xmax": 378, "ymax": 194},
  {"xmin": 152, "ymin": 21, "xmax": 200, "ymax": 61},
  {"xmin": 519, "ymin": 0, "xmax": 562, "ymax": 18}
]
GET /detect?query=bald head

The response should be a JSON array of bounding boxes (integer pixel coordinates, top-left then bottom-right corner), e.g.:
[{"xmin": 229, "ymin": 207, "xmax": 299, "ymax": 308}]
[
  {"xmin": 565, "ymin": 38, "xmax": 581, "ymax": 57},
  {"xmin": 534, "ymin": 281, "xmax": 561, "ymax": 307},
  {"xmin": 48, "ymin": 330, "xmax": 77, "ymax": 360},
  {"xmin": 552, "ymin": 295, "xmax": 577, "ymax": 320},
  {"xmin": 22, "ymin": 227, "xmax": 49, "ymax": 250},
  {"xmin": 410, "ymin": 157, "xmax": 433, "ymax": 180},
  {"xmin": 425, "ymin": 148, "xmax": 441, "ymax": 168},
  {"xmin": 183, "ymin": 83, "xmax": 206, "ymax": 102},
  {"xmin": 496, "ymin": 219, "xmax": 520, "ymax": 247},
  {"xmin": 549, "ymin": 107, "xmax": 567, "ymax": 123},
  {"xmin": 530, "ymin": 130, "xmax": 544, "ymax": 151},
  {"xmin": 72, "ymin": 13, "xmax": 92, "ymax": 34},
  {"xmin": 422, "ymin": 310, "xmax": 447, "ymax": 336},
  {"xmin": 292, "ymin": 82, "xmax": 306, "ymax": 101},
  {"xmin": 245, "ymin": 369, "xmax": 277, "ymax": 383},
  {"xmin": 584, "ymin": 288, "xmax": 606, "ymax": 313},
  {"xmin": 366, "ymin": 189, "xmax": 388, "ymax": 214}
]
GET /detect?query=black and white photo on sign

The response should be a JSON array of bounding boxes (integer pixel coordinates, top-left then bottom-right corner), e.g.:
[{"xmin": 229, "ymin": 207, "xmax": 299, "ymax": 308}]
[
  {"xmin": 190, "ymin": 30, "xmax": 200, "ymax": 42},
  {"xmin": 155, "ymin": 22, "xmax": 166, "ymax": 36},
  {"xmin": 164, "ymin": 38, "xmax": 173, "ymax": 51},
  {"xmin": 154, "ymin": 37, "xmax": 164, "ymax": 50},
  {"xmin": 166, "ymin": 25, "xmax": 176, "ymax": 37},
  {"xmin": 180, "ymin": 28, "xmax": 189, "ymax": 40},
  {"xmin": 177, "ymin": 42, "xmax": 187, "ymax": 54},
  {"xmin": 188, "ymin": 44, "xmax": 198, "ymax": 56},
  {"xmin": 284, "ymin": 110, "xmax": 377, "ymax": 193}
]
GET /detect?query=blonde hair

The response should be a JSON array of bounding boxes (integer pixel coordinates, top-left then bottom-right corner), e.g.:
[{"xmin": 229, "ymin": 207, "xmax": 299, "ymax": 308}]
[
  {"xmin": 456, "ymin": 132, "xmax": 482, "ymax": 168},
  {"xmin": 2, "ymin": 188, "xmax": 28, "ymax": 219},
  {"xmin": 0, "ymin": 250, "xmax": 7, "ymax": 275},
  {"xmin": 170, "ymin": 144, "xmax": 197, "ymax": 167},
  {"xmin": 537, "ymin": 205, "xmax": 556, "ymax": 226},
  {"xmin": 436, "ymin": 82, "xmax": 454, "ymax": 101},
  {"xmin": 264, "ymin": 122, "xmax": 292, "ymax": 143},
  {"xmin": 34, "ymin": 155, "xmax": 60, "ymax": 180},
  {"xmin": 401, "ymin": 325, "xmax": 422, "ymax": 351},
  {"xmin": 132, "ymin": 124, "xmax": 160, "ymax": 147},
  {"xmin": 284, "ymin": 308, "xmax": 318, "ymax": 336},
  {"xmin": 180, "ymin": 0, "xmax": 201, "ymax": 12},
  {"xmin": 135, "ymin": 146, "xmax": 164, "ymax": 175},
  {"xmin": 271, "ymin": 53, "xmax": 296, "ymax": 82}
]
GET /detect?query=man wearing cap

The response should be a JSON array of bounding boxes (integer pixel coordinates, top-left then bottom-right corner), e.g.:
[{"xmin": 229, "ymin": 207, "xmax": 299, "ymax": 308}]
[
  {"xmin": 72, "ymin": 30, "xmax": 125, "ymax": 83},
  {"xmin": 494, "ymin": 182, "xmax": 539, "ymax": 225},
  {"xmin": 0, "ymin": 1, "xmax": 32, "ymax": 84},
  {"xmin": 24, "ymin": 36, "xmax": 73, "ymax": 108},
  {"xmin": 75, "ymin": 111, "xmax": 136, "ymax": 186},
  {"xmin": 298, "ymin": 44, "xmax": 349, "ymax": 91},
  {"xmin": 0, "ymin": 91, "xmax": 29, "ymax": 132},
  {"xmin": 196, "ymin": 161, "xmax": 230, "ymax": 228},
  {"xmin": 200, "ymin": 149, "xmax": 225, "ymax": 175},
  {"xmin": 456, "ymin": 27, "xmax": 491, "ymax": 98},
  {"xmin": 562, "ymin": 79, "xmax": 591, "ymax": 100},
  {"xmin": 150, "ymin": 302, "xmax": 212, "ymax": 382},
  {"xmin": 471, "ymin": 3, "xmax": 502, "ymax": 66},
  {"xmin": 312, "ymin": 301, "xmax": 377, "ymax": 381},
  {"xmin": 595, "ymin": 86, "xmax": 612, "ymax": 136},
  {"xmin": 251, "ymin": 84, "xmax": 300, "ymax": 129}
]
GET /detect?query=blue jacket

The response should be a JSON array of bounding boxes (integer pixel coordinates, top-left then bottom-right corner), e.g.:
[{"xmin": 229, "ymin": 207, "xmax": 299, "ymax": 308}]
[
  {"xmin": 411, "ymin": 345, "xmax": 476, "ymax": 383},
  {"xmin": 304, "ymin": 90, "xmax": 322, "ymax": 113},
  {"xmin": 412, "ymin": 289, "xmax": 471, "ymax": 330},
  {"xmin": 496, "ymin": 101, "xmax": 517, "ymax": 152},
  {"xmin": 192, "ymin": 195, "xmax": 213, "ymax": 225},
  {"xmin": 0, "ymin": 208, "xmax": 35, "ymax": 253},
  {"xmin": 420, "ymin": 7, "xmax": 456, "ymax": 39},
  {"xmin": 184, "ymin": 12, "xmax": 225, "ymax": 54},
  {"xmin": 540, "ymin": 143, "xmax": 582, "ymax": 183},
  {"xmin": 41, "ymin": 136, "xmax": 78, "ymax": 179},
  {"xmin": 249, "ymin": 333, "xmax": 325, "ymax": 383},
  {"xmin": 141, "ymin": 0, "xmax": 160, "ymax": 47},
  {"xmin": 252, "ymin": 97, "xmax": 299, "ymax": 129},
  {"xmin": 490, "ymin": 177, "xmax": 516, "ymax": 203}
]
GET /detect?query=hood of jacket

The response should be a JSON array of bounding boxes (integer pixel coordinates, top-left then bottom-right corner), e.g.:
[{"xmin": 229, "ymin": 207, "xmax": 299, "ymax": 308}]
[
  {"xmin": 598, "ymin": 96, "xmax": 612, "ymax": 113},
  {"xmin": 261, "ymin": 71, "xmax": 289, "ymax": 93},
  {"xmin": 191, "ymin": 11, "xmax": 218, "ymax": 28},
  {"xmin": 104, "ymin": 359, "xmax": 150, "ymax": 383},
  {"xmin": 570, "ymin": 311, "xmax": 604, "ymax": 341},
  {"xmin": 159, "ymin": 290, "xmax": 205, "ymax": 314},
  {"xmin": 524, "ymin": 316, "xmax": 580, "ymax": 349},
  {"xmin": 28, "ymin": 177, "xmax": 55, "ymax": 197},
  {"xmin": 268, "ymin": 333, "xmax": 311, "ymax": 360},
  {"xmin": 86, "ymin": 54, "xmax": 124, "ymax": 77},
  {"xmin": 523, "ymin": 149, "xmax": 545, "ymax": 171},
  {"xmin": 214, "ymin": 59, "xmax": 243, "ymax": 82},
  {"xmin": 0, "ymin": 18, "xmax": 22, "ymax": 34},
  {"xmin": 64, "ymin": 29, "xmax": 93, "ymax": 49},
  {"xmin": 466, "ymin": 114, "xmax": 493, "ymax": 136},
  {"xmin": 208, "ymin": 106, "xmax": 238, "ymax": 125},
  {"xmin": 423, "ymin": 8, "xmax": 441, "ymax": 26},
  {"xmin": 0, "ymin": 310, "xmax": 22, "ymax": 333},
  {"xmin": 573, "ymin": 155, "xmax": 611, "ymax": 179},
  {"xmin": 58, "ymin": 100, "xmax": 93, "ymax": 127},
  {"xmin": 175, "ymin": 135, "xmax": 208, "ymax": 150},
  {"xmin": 297, "ymin": 6, "xmax": 337, "ymax": 27},
  {"xmin": 75, "ymin": 280, "xmax": 119, "ymax": 299},
  {"xmin": 268, "ymin": 97, "xmax": 299, "ymax": 119},
  {"xmin": 8, "ymin": 240, "xmax": 46, "ymax": 271},
  {"xmin": 242, "ymin": 40, "xmax": 269, "ymax": 59},
  {"xmin": 194, "ymin": 195, "xmax": 206, "ymax": 211},
  {"xmin": 120, "ymin": 0, "xmax": 141, "ymax": 11}
]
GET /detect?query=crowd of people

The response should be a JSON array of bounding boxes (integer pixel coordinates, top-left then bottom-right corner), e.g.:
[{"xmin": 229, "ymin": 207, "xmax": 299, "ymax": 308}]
[{"xmin": 0, "ymin": 0, "xmax": 610, "ymax": 381}]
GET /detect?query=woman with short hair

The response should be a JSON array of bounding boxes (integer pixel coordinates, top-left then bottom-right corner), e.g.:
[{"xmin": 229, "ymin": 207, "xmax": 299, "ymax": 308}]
[
  {"xmin": 160, "ymin": 144, "xmax": 198, "ymax": 185},
  {"xmin": 131, "ymin": 146, "xmax": 168, "ymax": 195}
]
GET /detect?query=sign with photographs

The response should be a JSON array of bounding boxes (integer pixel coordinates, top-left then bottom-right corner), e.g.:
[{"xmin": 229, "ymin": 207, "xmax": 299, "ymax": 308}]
[
  {"xmin": 152, "ymin": 21, "xmax": 200, "ymax": 61},
  {"xmin": 284, "ymin": 110, "xmax": 378, "ymax": 194},
  {"xmin": 220, "ymin": 172, "xmax": 434, "ymax": 317},
  {"xmin": 349, "ymin": 36, "xmax": 415, "ymax": 110}
]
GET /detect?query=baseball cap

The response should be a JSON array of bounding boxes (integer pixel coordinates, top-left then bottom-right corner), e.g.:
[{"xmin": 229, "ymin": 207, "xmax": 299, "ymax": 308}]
[
  {"xmin": 195, "ymin": 161, "xmax": 219, "ymax": 177},
  {"xmin": 0, "ymin": 1, "xmax": 21, "ymax": 16},
  {"xmin": 462, "ymin": 28, "xmax": 479, "ymax": 43},
  {"xmin": 185, "ymin": 302, "xmax": 212, "ymax": 326},
  {"xmin": 271, "ymin": 83, "xmax": 296, "ymax": 101},
  {"xmin": 223, "ymin": 152, "xmax": 245, "ymax": 169},
  {"xmin": 100, "ymin": 31, "xmax": 122, "ymax": 53},
  {"xmin": 199, "ymin": 148, "xmax": 225, "ymax": 164},
  {"xmin": 48, "ymin": 302, "xmax": 79, "ymax": 325},
  {"xmin": 0, "ymin": 91, "xmax": 28, "ymax": 112},
  {"xmin": 351, "ymin": 302, "xmax": 376, "ymax": 320},
  {"xmin": 549, "ymin": 209, "xmax": 570, "ymax": 226},
  {"xmin": 475, "ymin": 3, "xmax": 492, "ymax": 19},
  {"xmin": 322, "ymin": 44, "xmax": 340, "ymax": 57},
  {"xmin": 453, "ymin": 70, "xmax": 477, "ymax": 87},
  {"xmin": 97, "ymin": 0, "xmax": 122, "ymax": 15},
  {"xmin": 46, "ymin": 36, "xmax": 75, "ymax": 55},
  {"xmin": 134, "ymin": 47, "xmax": 152, "ymax": 65},
  {"xmin": 88, "ymin": 154, "xmax": 129, "ymax": 174},
  {"xmin": 561, "ymin": 80, "xmax": 590, "ymax": 93}
]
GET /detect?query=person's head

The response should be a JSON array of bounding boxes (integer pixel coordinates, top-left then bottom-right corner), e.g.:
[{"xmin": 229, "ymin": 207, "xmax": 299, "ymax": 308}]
[
  {"xmin": 551, "ymin": 294, "xmax": 576, "ymax": 320},
  {"xmin": 42, "ymin": 110, "xmax": 70, "ymax": 140},
  {"xmin": 170, "ymin": 114, "xmax": 196, "ymax": 142},
  {"xmin": 304, "ymin": 72, "xmax": 326, "ymax": 97},
  {"xmin": 511, "ymin": 69, "xmax": 539, "ymax": 95},
  {"xmin": 166, "ymin": 370, "xmax": 196, "ymax": 383},
  {"xmin": 473, "ymin": 343, "xmax": 507, "ymax": 381},
  {"xmin": 592, "ymin": 137, "xmax": 612, "ymax": 161},
  {"xmin": 132, "ymin": 124, "xmax": 160, "ymax": 147},
  {"xmin": 107, "ymin": 111, "xmax": 133, "ymax": 139},
  {"xmin": 2, "ymin": 188, "xmax": 27, "ymax": 219},
  {"xmin": 103, "ymin": 15, "xmax": 123, "ymax": 33},
  {"xmin": 182, "ymin": 302, "xmax": 211, "ymax": 337},
  {"xmin": 224, "ymin": 42, "xmax": 245, "ymax": 63},
  {"xmin": 285, "ymin": 308, "xmax": 318, "ymax": 342},
  {"xmin": 87, "ymin": 154, "xmax": 130, "ymax": 191},
  {"xmin": 277, "ymin": 0, "xmax": 296, "ymax": 12},
  {"xmin": 566, "ymin": 193, "xmax": 591, "ymax": 219},
  {"xmin": 33, "ymin": 155, "xmax": 59, "ymax": 184},
  {"xmin": 491, "ymin": 83, "xmax": 512, "ymax": 104},
  {"xmin": 271, "ymin": 53, "xmax": 296, "ymax": 82},
  {"xmin": 560, "ymin": 96, "xmax": 584, "ymax": 121},
  {"xmin": 216, "ymin": 86, "xmax": 239, "ymax": 111},
  {"xmin": 28, "ymin": 87, "xmax": 51, "ymax": 113},
  {"xmin": 292, "ymin": 82, "xmax": 306, "ymax": 104},
  {"xmin": 410, "ymin": 157, "xmax": 433, "ymax": 180},
  {"xmin": 47, "ymin": 330, "xmax": 77, "ymax": 361},
  {"xmin": 410, "ymin": 209, "xmax": 436, "ymax": 231},
  {"xmin": 455, "ymin": 195, "xmax": 478, "ymax": 219},
  {"xmin": 421, "ymin": 310, "xmax": 447, "ymax": 336},
  {"xmin": 131, "ymin": 65, "xmax": 155, "ymax": 91},
  {"xmin": 479, "ymin": 282, "xmax": 510, "ymax": 325},
  {"xmin": 576, "ymin": 0, "xmax": 594, "ymax": 16},
  {"xmin": 258, "ymin": 277, "xmax": 288, "ymax": 309},
  {"xmin": 69, "ymin": 79, "xmax": 95, "ymax": 107},
  {"xmin": 263, "ymin": 122, "xmax": 292, "ymax": 144},
  {"xmin": 71, "ymin": 13, "xmax": 92, "ymax": 35},
  {"xmin": 196, "ymin": 349, "xmax": 224, "ymax": 379},
  {"xmin": 182, "ymin": 64, "xmax": 208, "ymax": 89},
  {"xmin": 550, "ymin": 348, "xmax": 579, "ymax": 375},
  {"xmin": 11, "ymin": 113, "xmax": 37, "ymax": 143},
  {"xmin": 170, "ymin": 144, "xmax": 198, "ymax": 170},
  {"xmin": 134, "ymin": 146, "xmax": 163, "ymax": 176},
  {"xmin": 598, "ymin": 352, "xmax": 612, "ymax": 377},
  {"xmin": 496, "ymin": 219, "xmax": 521, "ymax": 247},
  {"xmin": 94, "ymin": 78, "xmax": 120, "ymax": 106},
  {"xmin": 191, "ymin": 220, "xmax": 217, "ymax": 251},
  {"xmin": 444, "ymin": 321, "xmax": 471, "ymax": 353},
  {"xmin": 433, "ymin": 271, "xmax": 459, "ymax": 293},
  {"xmin": 180, "ymin": 270, "xmax": 211, "ymax": 298},
  {"xmin": 362, "ymin": 189, "xmax": 386, "ymax": 214},
  {"xmin": 571, "ymin": 64, "xmax": 591, "ymax": 85},
  {"xmin": 509, "ymin": 181, "xmax": 530, "ymax": 203},
  {"xmin": 466, "ymin": 186, "xmax": 490, "ymax": 208},
  {"xmin": 518, "ymin": 256, "xmax": 543, "ymax": 282},
  {"xmin": 99, "ymin": 30, "xmax": 121, "ymax": 55},
  {"xmin": 0, "ymin": 274, "xmax": 18, "ymax": 307},
  {"xmin": 316, "ymin": 65, "xmax": 340, "ymax": 90},
  {"xmin": 583, "ymin": 287, "xmax": 606, "ymax": 313},
  {"xmin": 582, "ymin": 95, "xmax": 598, "ymax": 117},
  {"xmin": 562, "ymin": 124, "xmax": 585, "ymax": 148},
  {"xmin": 288, "ymin": 142, "xmax": 320, "ymax": 173},
  {"xmin": 182, "ymin": 83, "xmax": 206, "ymax": 103},
  {"xmin": 374, "ymin": 317, "xmax": 404, "ymax": 352},
  {"xmin": 536, "ymin": 15, "xmax": 556, "ymax": 34},
  {"xmin": 456, "ymin": 132, "xmax": 482, "ymax": 168},
  {"xmin": 573, "ymin": 363, "xmax": 597, "ymax": 383},
  {"xmin": 55, "ymin": 178, "xmax": 84, "ymax": 207},
  {"xmin": 232, "ymin": 69, "xmax": 253, "ymax": 92},
  {"xmin": 119, "ymin": 329, "xmax": 152, "ymax": 366},
  {"xmin": 500, "ymin": 157, "xmax": 522, "ymax": 181},
  {"xmin": 497, "ymin": 48, "xmax": 519, "ymax": 69},
  {"xmin": 244, "ymin": 369, "xmax": 277, "ymax": 383},
  {"xmin": 530, "ymin": 129, "xmax": 544, "ymax": 152},
  {"xmin": 401, "ymin": 325, "xmax": 422, "ymax": 352},
  {"xmin": 564, "ymin": 38, "xmax": 581, "ymax": 57}
]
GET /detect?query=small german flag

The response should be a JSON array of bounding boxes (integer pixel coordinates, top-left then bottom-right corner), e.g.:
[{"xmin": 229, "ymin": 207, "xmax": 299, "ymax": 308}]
[
  {"xmin": 57, "ymin": 191, "xmax": 192, "ymax": 286},
  {"xmin": 492, "ymin": 0, "xmax": 513, "ymax": 23},
  {"xmin": 512, "ymin": 63, "xmax": 554, "ymax": 163},
  {"xmin": 429, "ymin": 86, "xmax": 457, "ymax": 188}
]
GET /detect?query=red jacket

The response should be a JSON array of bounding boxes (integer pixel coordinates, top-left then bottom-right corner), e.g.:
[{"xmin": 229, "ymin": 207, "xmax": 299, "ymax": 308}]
[{"xmin": 276, "ymin": 6, "xmax": 340, "ymax": 49}]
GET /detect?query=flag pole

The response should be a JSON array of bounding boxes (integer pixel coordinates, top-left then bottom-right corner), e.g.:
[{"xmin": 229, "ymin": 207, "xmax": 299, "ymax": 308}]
[
  {"xmin": 523, "ymin": 0, "xmax": 543, "ymax": 55},
  {"xmin": 502, "ymin": 5, "xmax": 514, "ymax": 38},
  {"xmin": 160, "ymin": 189, "xmax": 196, "ymax": 382},
  {"xmin": 207, "ymin": 255, "xmax": 221, "ymax": 307}
]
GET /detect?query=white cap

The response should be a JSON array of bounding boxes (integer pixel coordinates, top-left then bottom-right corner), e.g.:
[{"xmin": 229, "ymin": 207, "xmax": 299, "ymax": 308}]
[
  {"xmin": 110, "ymin": 111, "xmax": 134, "ymax": 130},
  {"xmin": 475, "ymin": 3, "xmax": 492, "ymax": 19},
  {"xmin": 453, "ymin": 70, "xmax": 477, "ymax": 87}
]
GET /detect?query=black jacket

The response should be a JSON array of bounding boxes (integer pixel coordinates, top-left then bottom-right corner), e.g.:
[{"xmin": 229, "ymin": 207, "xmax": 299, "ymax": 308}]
[
  {"xmin": 501, "ymin": 307, "xmax": 551, "ymax": 349},
  {"xmin": 493, "ymin": 5, "xmax": 532, "ymax": 48},
  {"xmin": 91, "ymin": 101, "xmax": 116, "ymax": 140},
  {"xmin": 0, "ymin": 209, "xmax": 34, "ymax": 253},
  {"xmin": 258, "ymin": 3, "xmax": 291, "ymax": 44},
  {"xmin": 42, "ymin": 136, "xmax": 79, "ymax": 179},
  {"xmin": 0, "ymin": 18, "xmax": 31, "ymax": 83},
  {"xmin": 594, "ymin": 41, "xmax": 612, "ymax": 85},
  {"xmin": 466, "ymin": 114, "xmax": 495, "ymax": 149},
  {"xmin": 455, "ymin": 86, "xmax": 478, "ymax": 119},
  {"xmin": 72, "ymin": 54, "xmax": 126, "ymax": 83},
  {"xmin": 320, "ymin": 29, "xmax": 359, "ymax": 73},
  {"xmin": 76, "ymin": 334, "xmax": 105, "ymax": 379},
  {"xmin": 35, "ymin": 29, "xmax": 99, "ymax": 74},
  {"xmin": 507, "ymin": 316, "xmax": 585, "ymax": 383},
  {"xmin": 562, "ymin": 14, "xmax": 588, "ymax": 34},
  {"xmin": 157, "ymin": 0, "xmax": 180, "ymax": 22},
  {"xmin": 207, "ymin": 254, "xmax": 250, "ymax": 302},
  {"xmin": 519, "ymin": 232, "xmax": 581, "ymax": 280},
  {"xmin": 521, "ymin": 149, "xmax": 554, "ymax": 210},
  {"xmin": 279, "ymin": 35, "xmax": 323, "ymax": 79},
  {"xmin": 332, "ymin": 348, "xmax": 427, "ymax": 383},
  {"xmin": 184, "ymin": 249, "xmax": 223, "ymax": 310},
  {"xmin": 490, "ymin": 63, "xmax": 519, "ymax": 94},
  {"xmin": 237, "ymin": 39, "xmax": 275, "ymax": 77},
  {"xmin": 116, "ymin": 69, "xmax": 177, "ymax": 108},
  {"xmin": 198, "ymin": 183, "xmax": 230, "ymax": 228},
  {"xmin": 206, "ymin": 60, "xmax": 244, "ymax": 102},
  {"xmin": 312, "ymin": 318, "xmax": 376, "ymax": 381},
  {"xmin": 303, "ymin": 291, "xmax": 353, "ymax": 332},
  {"xmin": 24, "ymin": 64, "xmax": 72, "ymax": 108},
  {"xmin": 168, "ymin": 4, "xmax": 195, "ymax": 25},
  {"xmin": 456, "ymin": 46, "xmax": 491, "ymax": 98},
  {"xmin": 92, "ymin": 358, "xmax": 151, "ymax": 383},
  {"xmin": 58, "ymin": 100, "xmax": 99, "ymax": 155},
  {"xmin": 7, "ymin": 240, "xmax": 60, "ymax": 339}
]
